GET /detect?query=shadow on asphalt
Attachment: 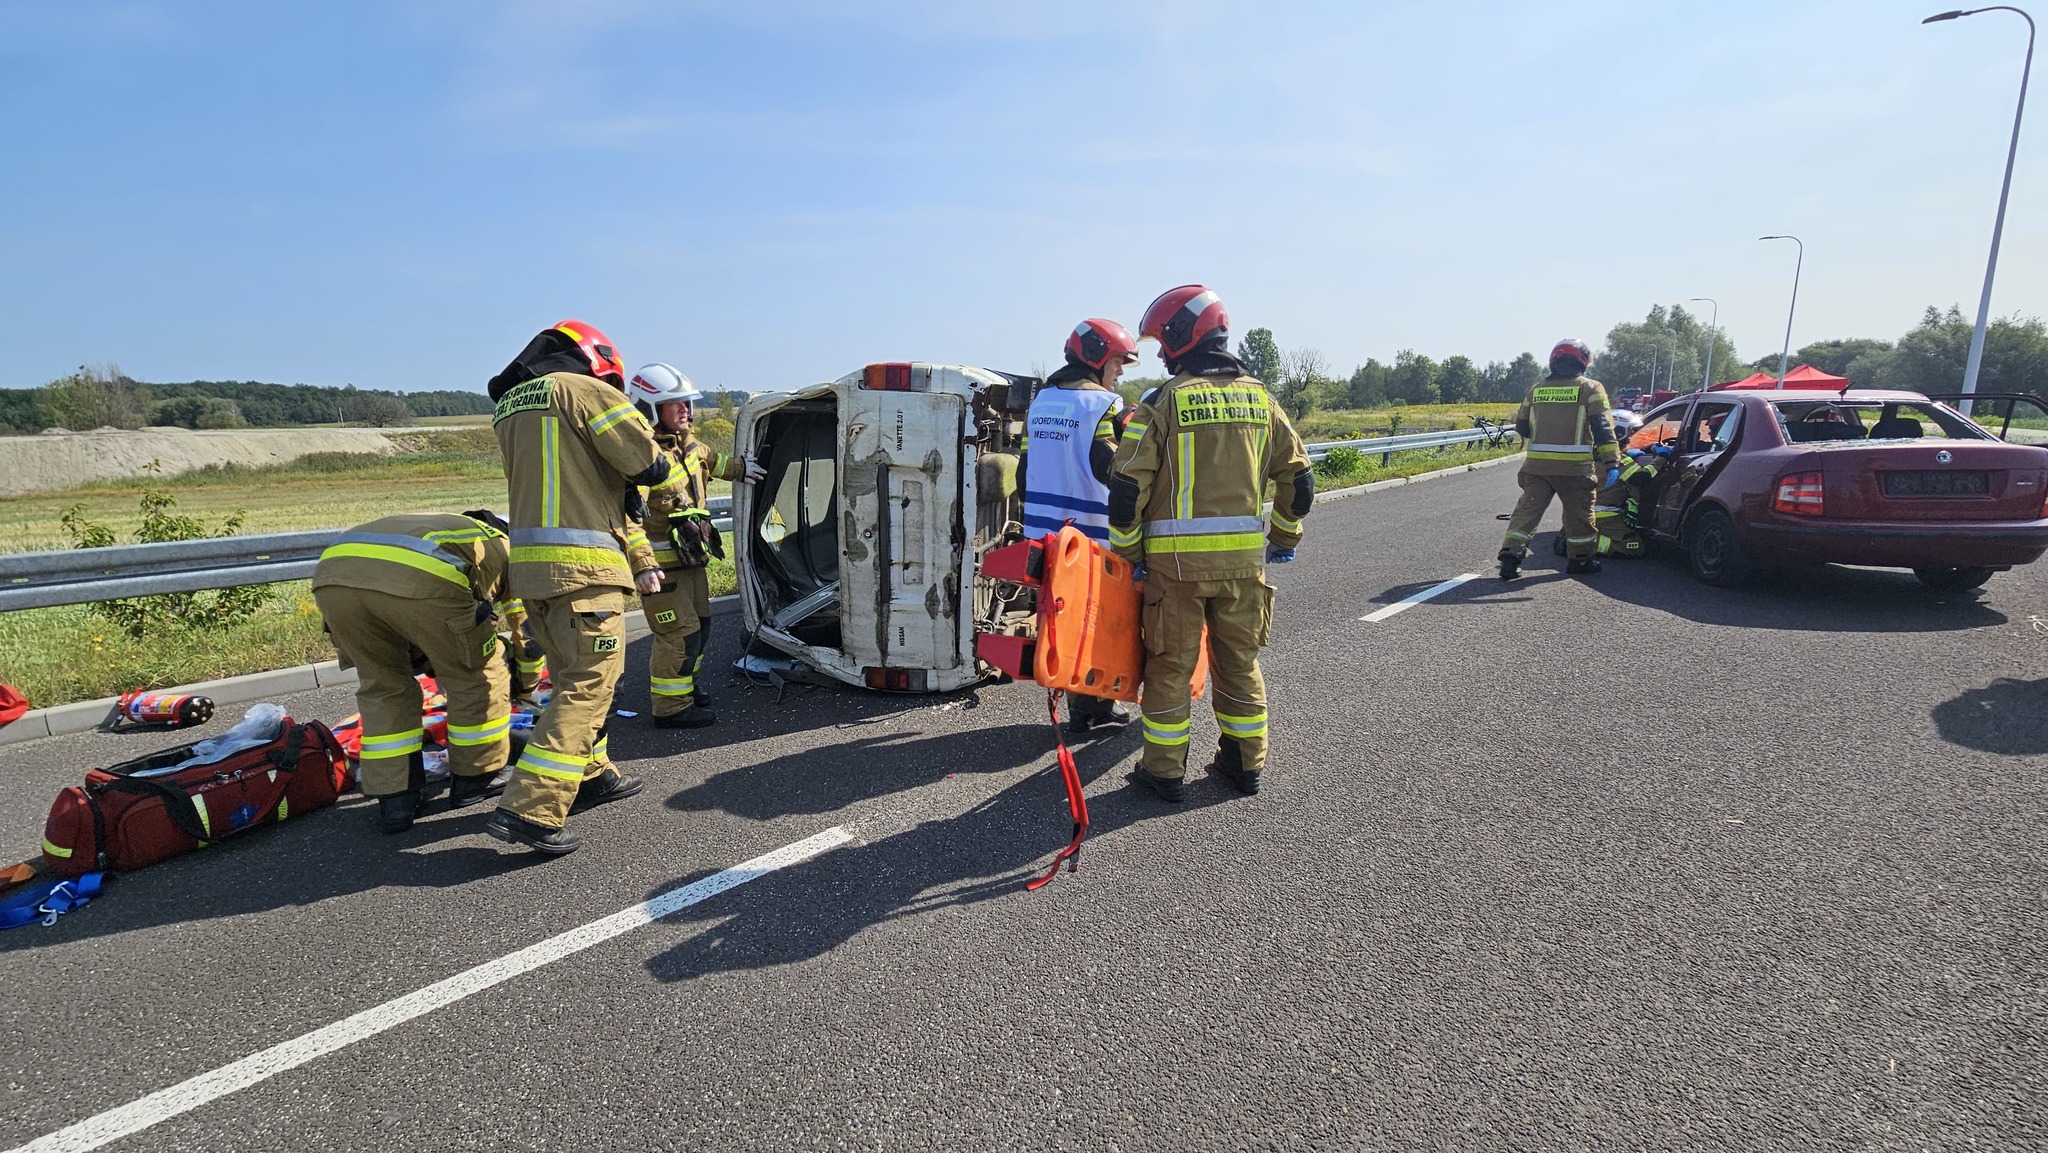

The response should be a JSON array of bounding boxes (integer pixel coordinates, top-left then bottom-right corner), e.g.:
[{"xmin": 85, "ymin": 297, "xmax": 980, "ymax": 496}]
[
  {"xmin": 0, "ymin": 804, "xmax": 549, "ymax": 953},
  {"xmin": 604, "ymin": 632, "xmax": 993, "ymax": 760},
  {"xmin": 1367, "ymin": 535, "xmax": 2007, "ymax": 634},
  {"xmin": 1585, "ymin": 552, "xmax": 2009, "ymax": 633},
  {"xmin": 1931, "ymin": 677, "xmax": 2048, "ymax": 755},
  {"xmin": 641, "ymin": 729, "xmax": 1223, "ymax": 983}
]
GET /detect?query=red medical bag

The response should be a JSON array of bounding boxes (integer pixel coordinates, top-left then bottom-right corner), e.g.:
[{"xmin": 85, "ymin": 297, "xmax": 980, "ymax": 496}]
[{"xmin": 40, "ymin": 716, "xmax": 351, "ymax": 877}]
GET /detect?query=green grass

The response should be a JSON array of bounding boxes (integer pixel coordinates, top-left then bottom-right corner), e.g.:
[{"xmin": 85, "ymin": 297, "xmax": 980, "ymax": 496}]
[
  {"xmin": 0, "ymin": 585, "xmax": 338, "ymax": 710},
  {"xmin": 1294, "ymin": 402, "xmax": 1521, "ymax": 444},
  {"xmin": 1310, "ymin": 440, "xmax": 1521, "ymax": 491},
  {"xmin": 2, "ymin": 558, "xmax": 742, "ymax": 710}
]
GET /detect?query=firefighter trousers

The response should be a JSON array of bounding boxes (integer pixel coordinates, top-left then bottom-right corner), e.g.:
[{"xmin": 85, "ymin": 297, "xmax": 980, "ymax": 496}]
[
  {"xmin": 1501, "ymin": 471, "xmax": 1599, "ymax": 560},
  {"xmin": 1138, "ymin": 572, "xmax": 1274, "ymax": 781},
  {"xmin": 642, "ymin": 567, "xmax": 708, "ymax": 718},
  {"xmin": 1594, "ymin": 511, "xmax": 1648, "ymax": 558},
  {"xmin": 312, "ymin": 584, "xmax": 511, "ymax": 797},
  {"xmin": 498, "ymin": 588, "xmax": 627, "ymax": 829}
]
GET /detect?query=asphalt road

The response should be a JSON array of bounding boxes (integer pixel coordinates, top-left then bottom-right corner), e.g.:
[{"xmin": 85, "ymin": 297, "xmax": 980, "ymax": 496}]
[{"xmin": 1, "ymin": 464, "xmax": 2042, "ymax": 1152}]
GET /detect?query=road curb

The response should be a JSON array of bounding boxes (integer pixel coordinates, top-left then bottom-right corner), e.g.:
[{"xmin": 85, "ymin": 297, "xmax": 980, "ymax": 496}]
[{"xmin": 0, "ymin": 595, "xmax": 741, "ymax": 749}]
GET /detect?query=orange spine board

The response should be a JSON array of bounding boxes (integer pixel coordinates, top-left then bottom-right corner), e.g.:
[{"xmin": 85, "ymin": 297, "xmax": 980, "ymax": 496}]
[{"xmin": 1033, "ymin": 527, "xmax": 1144, "ymax": 702}]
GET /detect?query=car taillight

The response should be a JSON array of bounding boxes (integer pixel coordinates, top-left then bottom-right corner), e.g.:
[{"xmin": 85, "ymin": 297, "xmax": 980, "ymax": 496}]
[
  {"xmin": 1774, "ymin": 471, "xmax": 1825, "ymax": 516},
  {"xmin": 861, "ymin": 363, "xmax": 916, "ymax": 391},
  {"xmin": 863, "ymin": 666, "xmax": 928, "ymax": 692}
]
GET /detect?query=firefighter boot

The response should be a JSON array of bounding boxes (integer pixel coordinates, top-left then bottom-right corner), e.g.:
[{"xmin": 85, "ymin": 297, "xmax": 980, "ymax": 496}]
[
  {"xmin": 570, "ymin": 768, "xmax": 645, "ymax": 813},
  {"xmin": 1497, "ymin": 550, "xmax": 1522, "ymax": 582},
  {"xmin": 1126, "ymin": 768, "xmax": 1186, "ymax": 803},
  {"xmin": 1207, "ymin": 736, "xmax": 1261, "ymax": 796},
  {"xmin": 1067, "ymin": 694, "xmax": 1133, "ymax": 737},
  {"xmin": 448, "ymin": 767, "xmax": 514, "ymax": 809},
  {"xmin": 1567, "ymin": 557, "xmax": 1604, "ymax": 575},
  {"xmin": 654, "ymin": 708, "xmax": 716, "ymax": 730},
  {"xmin": 485, "ymin": 810, "xmax": 582, "ymax": 856},
  {"xmin": 377, "ymin": 754, "xmax": 428, "ymax": 834}
]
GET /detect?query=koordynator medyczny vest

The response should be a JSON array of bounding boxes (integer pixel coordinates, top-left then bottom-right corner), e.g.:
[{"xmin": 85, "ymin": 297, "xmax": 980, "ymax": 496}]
[{"xmin": 1023, "ymin": 384, "xmax": 1123, "ymax": 542}]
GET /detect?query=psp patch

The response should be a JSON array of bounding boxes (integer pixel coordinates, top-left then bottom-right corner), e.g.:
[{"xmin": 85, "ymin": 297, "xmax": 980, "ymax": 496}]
[{"xmin": 593, "ymin": 636, "xmax": 620, "ymax": 654}]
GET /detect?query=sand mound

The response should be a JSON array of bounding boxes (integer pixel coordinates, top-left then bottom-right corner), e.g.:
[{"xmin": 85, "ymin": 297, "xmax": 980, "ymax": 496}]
[{"xmin": 0, "ymin": 427, "xmax": 407, "ymax": 496}]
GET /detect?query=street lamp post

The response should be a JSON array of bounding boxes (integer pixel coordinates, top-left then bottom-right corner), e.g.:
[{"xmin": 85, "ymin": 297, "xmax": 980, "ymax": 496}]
[
  {"xmin": 1759, "ymin": 235, "xmax": 1804, "ymax": 389},
  {"xmin": 1924, "ymin": 7, "xmax": 2035, "ymax": 409},
  {"xmin": 1690, "ymin": 296, "xmax": 1720, "ymax": 390}
]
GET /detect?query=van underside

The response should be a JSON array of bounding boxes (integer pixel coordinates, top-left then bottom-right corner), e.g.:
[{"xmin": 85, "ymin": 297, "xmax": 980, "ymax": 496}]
[{"xmin": 736, "ymin": 365, "xmax": 1032, "ymax": 692}]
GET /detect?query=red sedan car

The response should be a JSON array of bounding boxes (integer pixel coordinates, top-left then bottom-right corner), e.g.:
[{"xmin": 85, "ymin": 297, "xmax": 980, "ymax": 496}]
[{"xmin": 1624, "ymin": 388, "xmax": 2048, "ymax": 589}]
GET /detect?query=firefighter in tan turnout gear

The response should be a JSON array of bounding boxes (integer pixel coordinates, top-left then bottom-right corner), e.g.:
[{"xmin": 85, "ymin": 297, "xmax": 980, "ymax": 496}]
[
  {"xmin": 482, "ymin": 320, "xmax": 673, "ymax": 856},
  {"xmin": 1498, "ymin": 337, "xmax": 1621, "ymax": 580},
  {"xmin": 1110, "ymin": 285, "xmax": 1313, "ymax": 802},
  {"xmin": 625, "ymin": 362, "xmax": 765, "ymax": 728},
  {"xmin": 313, "ymin": 511, "xmax": 520, "ymax": 833}
]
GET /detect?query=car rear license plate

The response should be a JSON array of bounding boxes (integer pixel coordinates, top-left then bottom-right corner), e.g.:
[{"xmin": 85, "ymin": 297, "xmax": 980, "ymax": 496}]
[{"xmin": 1882, "ymin": 470, "xmax": 1989, "ymax": 496}]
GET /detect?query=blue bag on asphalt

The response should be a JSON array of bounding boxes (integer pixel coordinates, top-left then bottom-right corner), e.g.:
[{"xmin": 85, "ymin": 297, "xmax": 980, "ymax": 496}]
[{"xmin": 0, "ymin": 872, "xmax": 104, "ymax": 929}]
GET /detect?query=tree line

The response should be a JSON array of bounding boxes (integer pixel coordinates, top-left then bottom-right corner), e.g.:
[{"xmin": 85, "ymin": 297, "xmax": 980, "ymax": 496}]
[
  {"xmin": 1211, "ymin": 301, "xmax": 2048, "ymax": 420},
  {"xmin": 0, "ymin": 366, "xmax": 753, "ymax": 435}
]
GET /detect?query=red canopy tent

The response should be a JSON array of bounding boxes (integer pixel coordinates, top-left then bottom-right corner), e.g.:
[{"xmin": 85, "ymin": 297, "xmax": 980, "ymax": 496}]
[{"xmin": 1712, "ymin": 365, "xmax": 1849, "ymax": 391}]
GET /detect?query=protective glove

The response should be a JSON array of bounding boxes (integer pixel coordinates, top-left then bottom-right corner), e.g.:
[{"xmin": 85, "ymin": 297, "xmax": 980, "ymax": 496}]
[
  {"xmin": 1650, "ymin": 444, "xmax": 1675, "ymax": 459},
  {"xmin": 1603, "ymin": 467, "xmax": 1620, "ymax": 489},
  {"xmin": 623, "ymin": 487, "xmax": 648, "ymax": 523},
  {"xmin": 1131, "ymin": 563, "xmax": 1148, "ymax": 584},
  {"xmin": 741, "ymin": 454, "xmax": 767, "ymax": 484},
  {"xmin": 1267, "ymin": 547, "xmax": 1296, "ymax": 564}
]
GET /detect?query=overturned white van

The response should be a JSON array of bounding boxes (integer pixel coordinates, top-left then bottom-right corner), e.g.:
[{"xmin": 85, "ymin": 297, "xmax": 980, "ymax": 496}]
[{"xmin": 733, "ymin": 363, "xmax": 1033, "ymax": 692}]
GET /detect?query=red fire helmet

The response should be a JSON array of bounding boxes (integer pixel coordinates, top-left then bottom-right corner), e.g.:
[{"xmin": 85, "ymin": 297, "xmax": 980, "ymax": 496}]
[
  {"xmin": 553, "ymin": 320, "xmax": 627, "ymax": 387},
  {"xmin": 1139, "ymin": 285, "xmax": 1229, "ymax": 359}
]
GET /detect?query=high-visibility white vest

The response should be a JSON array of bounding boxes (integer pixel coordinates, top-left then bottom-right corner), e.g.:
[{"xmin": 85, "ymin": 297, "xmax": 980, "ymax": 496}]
[{"xmin": 1023, "ymin": 385, "xmax": 1122, "ymax": 542}]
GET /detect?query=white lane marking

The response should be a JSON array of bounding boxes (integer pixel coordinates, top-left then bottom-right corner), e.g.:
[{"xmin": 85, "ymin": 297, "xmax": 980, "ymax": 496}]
[
  {"xmin": 1359, "ymin": 573, "xmax": 1484, "ymax": 623},
  {"xmin": 9, "ymin": 826, "xmax": 856, "ymax": 1153}
]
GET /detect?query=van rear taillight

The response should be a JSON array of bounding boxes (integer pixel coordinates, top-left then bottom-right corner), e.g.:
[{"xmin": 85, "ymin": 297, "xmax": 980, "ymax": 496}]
[
  {"xmin": 863, "ymin": 667, "xmax": 929, "ymax": 692},
  {"xmin": 862, "ymin": 363, "xmax": 916, "ymax": 391},
  {"xmin": 1774, "ymin": 471, "xmax": 1825, "ymax": 516}
]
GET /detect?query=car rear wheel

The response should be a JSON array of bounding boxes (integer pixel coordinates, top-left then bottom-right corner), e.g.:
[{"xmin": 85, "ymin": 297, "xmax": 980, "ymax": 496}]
[
  {"xmin": 1913, "ymin": 566, "xmax": 1994, "ymax": 592},
  {"xmin": 1685, "ymin": 507, "xmax": 1750, "ymax": 587}
]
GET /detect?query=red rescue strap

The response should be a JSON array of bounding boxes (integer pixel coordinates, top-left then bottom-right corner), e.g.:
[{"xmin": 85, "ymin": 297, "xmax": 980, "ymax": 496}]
[{"xmin": 1025, "ymin": 689, "xmax": 1091, "ymax": 891}]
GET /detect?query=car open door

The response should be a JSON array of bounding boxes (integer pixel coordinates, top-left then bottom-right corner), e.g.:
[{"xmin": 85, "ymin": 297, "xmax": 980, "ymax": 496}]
[{"xmin": 1659, "ymin": 399, "xmax": 1742, "ymax": 525}]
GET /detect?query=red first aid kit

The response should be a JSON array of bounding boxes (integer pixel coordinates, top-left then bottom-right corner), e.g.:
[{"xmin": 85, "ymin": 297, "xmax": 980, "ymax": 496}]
[{"xmin": 40, "ymin": 715, "xmax": 351, "ymax": 877}]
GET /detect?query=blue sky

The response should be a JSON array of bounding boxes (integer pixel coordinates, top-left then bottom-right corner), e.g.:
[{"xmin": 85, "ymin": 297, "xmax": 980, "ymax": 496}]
[{"xmin": 2, "ymin": 0, "xmax": 2042, "ymax": 392}]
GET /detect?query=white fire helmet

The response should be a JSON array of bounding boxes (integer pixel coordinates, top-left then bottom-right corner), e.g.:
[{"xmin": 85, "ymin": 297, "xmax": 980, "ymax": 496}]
[{"xmin": 626, "ymin": 362, "xmax": 704, "ymax": 413}]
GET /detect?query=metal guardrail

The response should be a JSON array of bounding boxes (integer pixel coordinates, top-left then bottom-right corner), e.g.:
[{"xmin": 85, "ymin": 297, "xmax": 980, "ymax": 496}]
[
  {"xmin": 3, "ymin": 424, "xmax": 1521, "ymax": 613},
  {"xmin": 0, "ymin": 498, "xmax": 733, "ymax": 613},
  {"xmin": 1305, "ymin": 424, "xmax": 1517, "ymax": 464}
]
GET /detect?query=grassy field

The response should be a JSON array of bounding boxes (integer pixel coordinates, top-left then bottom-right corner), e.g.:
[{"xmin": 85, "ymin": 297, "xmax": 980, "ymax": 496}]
[
  {"xmin": 1294, "ymin": 402, "xmax": 1521, "ymax": 443},
  {"xmin": 1309, "ymin": 439, "xmax": 1520, "ymax": 491}
]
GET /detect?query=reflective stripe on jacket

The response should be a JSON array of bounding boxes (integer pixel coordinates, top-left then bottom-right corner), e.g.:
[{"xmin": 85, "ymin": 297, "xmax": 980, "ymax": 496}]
[
  {"xmin": 494, "ymin": 372, "xmax": 664, "ymax": 598},
  {"xmin": 1516, "ymin": 375, "xmax": 1620, "ymax": 478},
  {"xmin": 1107, "ymin": 372, "xmax": 1311, "ymax": 581},
  {"xmin": 312, "ymin": 513, "xmax": 510, "ymax": 608}
]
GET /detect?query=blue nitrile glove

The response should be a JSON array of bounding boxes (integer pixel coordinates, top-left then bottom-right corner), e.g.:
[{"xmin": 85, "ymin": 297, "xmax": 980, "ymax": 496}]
[
  {"xmin": 1603, "ymin": 467, "xmax": 1620, "ymax": 489},
  {"xmin": 1651, "ymin": 444, "xmax": 1675, "ymax": 459},
  {"xmin": 1267, "ymin": 547, "xmax": 1296, "ymax": 564},
  {"xmin": 1131, "ymin": 563, "xmax": 1148, "ymax": 584},
  {"xmin": 1626, "ymin": 448, "xmax": 1646, "ymax": 460}
]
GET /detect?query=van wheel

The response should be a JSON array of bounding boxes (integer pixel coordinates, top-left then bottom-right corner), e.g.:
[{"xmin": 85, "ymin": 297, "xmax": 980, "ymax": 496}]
[
  {"xmin": 1913, "ymin": 566, "xmax": 1994, "ymax": 592},
  {"xmin": 1685, "ymin": 508, "xmax": 1750, "ymax": 587}
]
